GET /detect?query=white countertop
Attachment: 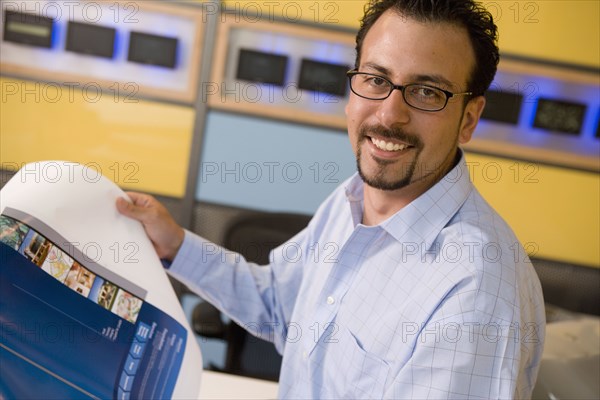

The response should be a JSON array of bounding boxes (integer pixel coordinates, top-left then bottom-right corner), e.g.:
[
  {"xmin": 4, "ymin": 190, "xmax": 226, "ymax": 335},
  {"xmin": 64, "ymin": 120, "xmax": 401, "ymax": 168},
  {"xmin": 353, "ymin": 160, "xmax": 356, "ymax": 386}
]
[{"xmin": 199, "ymin": 370, "xmax": 279, "ymax": 400}]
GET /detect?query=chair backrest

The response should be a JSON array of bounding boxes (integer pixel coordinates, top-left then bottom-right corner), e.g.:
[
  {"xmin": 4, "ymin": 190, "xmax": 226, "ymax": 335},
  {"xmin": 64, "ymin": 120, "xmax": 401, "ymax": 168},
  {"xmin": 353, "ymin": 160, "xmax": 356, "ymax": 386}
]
[
  {"xmin": 224, "ymin": 212, "xmax": 311, "ymax": 264},
  {"xmin": 531, "ymin": 257, "xmax": 600, "ymax": 318}
]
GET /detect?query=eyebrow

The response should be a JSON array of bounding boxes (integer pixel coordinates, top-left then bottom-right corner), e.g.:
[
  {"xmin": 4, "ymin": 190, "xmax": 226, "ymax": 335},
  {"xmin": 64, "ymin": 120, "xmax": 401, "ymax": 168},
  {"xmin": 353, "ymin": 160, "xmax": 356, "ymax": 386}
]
[
  {"xmin": 361, "ymin": 62, "xmax": 392, "ymax": 76},
  {"xmin": 360, "ymin": 62, "xmax": 457, "ymax": 90},
  {"xmin": 410, "ymin": 74, "xmax": 455, "ymax": 90}
]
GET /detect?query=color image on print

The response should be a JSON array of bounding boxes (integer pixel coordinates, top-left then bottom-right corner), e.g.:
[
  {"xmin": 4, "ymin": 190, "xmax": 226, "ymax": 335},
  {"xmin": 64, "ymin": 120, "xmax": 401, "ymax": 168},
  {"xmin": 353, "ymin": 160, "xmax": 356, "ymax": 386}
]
[
  {"xmin": 0, "ymin": 215, "xmax": 30, "ymax": 250},
  {"xmin": 1, "ymin": 213, "xmax": 145, "ymax": 325},
  {"xmin": 41, "ymin": 245, "xmax": 74, "ymax": 283},
  {"xmin": 89, "ymin": 277, "xmax": 120, "ymax": 311},
  {"xmin": 111, "ymin": 289, "xmax": 142, "ymax": 323},
  {"xmin": 64, "ymin": 261, "xmax": 97, "ymax": 298},
  {"xmin": 18, "ymin": 230, "xmax": 51, "ymax": 266}
]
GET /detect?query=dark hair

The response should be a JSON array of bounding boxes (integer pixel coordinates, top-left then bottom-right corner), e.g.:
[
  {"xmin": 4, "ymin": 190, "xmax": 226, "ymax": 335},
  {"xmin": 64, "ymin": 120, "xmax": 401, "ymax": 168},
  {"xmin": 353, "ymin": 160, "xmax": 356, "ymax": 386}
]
[{"xmin": 355, "ymin": 0, "xmax": 499, "ymax": 96}]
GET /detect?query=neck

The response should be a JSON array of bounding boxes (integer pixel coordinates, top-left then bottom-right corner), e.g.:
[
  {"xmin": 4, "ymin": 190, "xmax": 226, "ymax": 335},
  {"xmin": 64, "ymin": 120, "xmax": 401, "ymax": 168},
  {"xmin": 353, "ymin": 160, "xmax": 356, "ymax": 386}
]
[{"xmin": 361, "ymin": 180, "xmax": 426, "ymax": 226}]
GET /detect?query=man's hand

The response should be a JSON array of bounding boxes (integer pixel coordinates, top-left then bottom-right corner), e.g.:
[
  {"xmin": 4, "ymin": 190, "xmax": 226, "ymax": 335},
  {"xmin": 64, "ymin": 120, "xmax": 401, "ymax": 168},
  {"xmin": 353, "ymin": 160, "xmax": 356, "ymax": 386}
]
[{"xmin": 116, "ymin": 192, "xmax": 185, "ymax": 262}]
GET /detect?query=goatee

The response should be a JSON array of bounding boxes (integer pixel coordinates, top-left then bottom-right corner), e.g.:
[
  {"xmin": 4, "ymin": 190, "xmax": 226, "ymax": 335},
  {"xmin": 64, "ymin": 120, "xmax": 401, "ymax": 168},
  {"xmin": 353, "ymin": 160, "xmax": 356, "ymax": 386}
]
[{"xmin": 356, "ymin": 124, "xmax": 422, "ymax": 191}]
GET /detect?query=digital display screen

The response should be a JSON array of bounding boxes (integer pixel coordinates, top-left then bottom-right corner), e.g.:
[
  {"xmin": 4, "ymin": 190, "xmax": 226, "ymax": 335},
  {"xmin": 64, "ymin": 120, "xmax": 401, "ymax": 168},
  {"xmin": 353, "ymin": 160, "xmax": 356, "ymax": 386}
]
[
  {"xmin": 236, "ymin": 49, "xmax": 288, "ymax": 86},
  {"xmin": 298, "ymin": 58, "xmax": 349, "ymax": 97},
  {"xmin": 66, "ymin": 21, "xmax": 115, "ymax": 59},
  {"xmin": 3, "ymin": 10, "xmax": 54, "ymax": 48},
  {"xmin": 128, "ymin": 31, "xmax": 178, "ymax": 69},
  {"xmin": 533, "ymin": 98, "xmax": 587, "ymax": 135},
  {"xmin": 481, "ymin": 89, "xmax": 523, "ymax": 125}
]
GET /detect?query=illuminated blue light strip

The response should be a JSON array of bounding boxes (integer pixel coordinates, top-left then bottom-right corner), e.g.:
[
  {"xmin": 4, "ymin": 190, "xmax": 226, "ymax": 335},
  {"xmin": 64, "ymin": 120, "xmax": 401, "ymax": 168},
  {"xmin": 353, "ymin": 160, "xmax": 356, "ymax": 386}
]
[
  {"xmin": 50, "ymin": 20, "xmax": 61, "ymax": 50},
  {"xmin": 494, "ymin": 70, "xmax": 599, "ymax": 138}
]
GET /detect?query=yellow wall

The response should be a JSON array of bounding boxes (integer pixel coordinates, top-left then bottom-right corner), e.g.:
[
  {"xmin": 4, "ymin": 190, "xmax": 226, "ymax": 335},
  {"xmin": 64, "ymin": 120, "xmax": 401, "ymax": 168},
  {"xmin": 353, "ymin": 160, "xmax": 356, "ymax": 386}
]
[
  {"xmin": 494, "ymin": 0, "xmax": 599, "ymax": 68},
  {"xmin": 223, "ymin": 0, "xmax": 600, "ymax": 68},
  {"xmin": 0, "ymin": 77, "xmax": 195, "ymax": 197},
  {"xmin": 465, "ymin": 153, "xmax": 600, "ymax": 267},
  {"xmin": 221, "ymin": 0, "xmax": 365, "ymax": 28}
]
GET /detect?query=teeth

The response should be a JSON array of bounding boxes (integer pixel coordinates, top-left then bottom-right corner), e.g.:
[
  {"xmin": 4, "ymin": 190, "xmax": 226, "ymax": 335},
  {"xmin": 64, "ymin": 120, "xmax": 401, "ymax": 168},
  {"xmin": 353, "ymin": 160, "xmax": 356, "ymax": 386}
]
[{"xmin": 371, "ymin": 137, "xmax": 408, "ymax": 151}]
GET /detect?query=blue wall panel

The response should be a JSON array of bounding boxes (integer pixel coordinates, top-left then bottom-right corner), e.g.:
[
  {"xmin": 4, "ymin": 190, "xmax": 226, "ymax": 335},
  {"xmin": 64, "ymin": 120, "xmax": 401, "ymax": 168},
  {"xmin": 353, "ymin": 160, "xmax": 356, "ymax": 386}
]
[{"xmin": 196, "ymin": 111, "xmax": 356, "ymax": 214}]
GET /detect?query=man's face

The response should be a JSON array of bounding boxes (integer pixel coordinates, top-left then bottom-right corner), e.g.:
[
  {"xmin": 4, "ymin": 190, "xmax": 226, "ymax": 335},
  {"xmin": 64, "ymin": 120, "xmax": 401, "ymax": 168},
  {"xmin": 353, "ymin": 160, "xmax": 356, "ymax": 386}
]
[{"xmin": 345, "ymin": 10, "xmax": 484, "ymax": 192}]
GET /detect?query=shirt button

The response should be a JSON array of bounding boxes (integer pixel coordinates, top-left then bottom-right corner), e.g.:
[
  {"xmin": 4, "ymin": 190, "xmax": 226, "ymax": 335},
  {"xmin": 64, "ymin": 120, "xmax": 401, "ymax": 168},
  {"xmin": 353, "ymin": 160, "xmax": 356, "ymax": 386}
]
[
  {"xmin": 326, "ymin": 296, "xmax": 335, "ymax": 305},
  {"xmin": 302, "ymin": 351, "xmax": 308, "ymax": 360}
]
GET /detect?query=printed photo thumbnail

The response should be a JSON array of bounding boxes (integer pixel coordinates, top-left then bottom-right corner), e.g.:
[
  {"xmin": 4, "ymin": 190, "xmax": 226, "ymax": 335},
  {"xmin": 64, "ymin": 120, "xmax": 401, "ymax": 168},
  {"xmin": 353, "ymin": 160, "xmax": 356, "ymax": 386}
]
[
  {"xmin": 18, "ymin": 230, "xmax": 51, "ymax": 267},
  {"xmin": 89, "ymin": 277, "xmax": 119, "ymax": 311},
  {"xmin": 41, "ymin": 245, "xmax": 74, "ymax": 283},
  {"xmin": 64, "ymin": 261, "xmax": 97, "ymax": 297},
  {"xmin": 0, "ymin": 214, "xmax": 31, "ymax": 251},
  {"xmin": 111, "ymin": 289, "xmax": 143, "ymax": 324}
]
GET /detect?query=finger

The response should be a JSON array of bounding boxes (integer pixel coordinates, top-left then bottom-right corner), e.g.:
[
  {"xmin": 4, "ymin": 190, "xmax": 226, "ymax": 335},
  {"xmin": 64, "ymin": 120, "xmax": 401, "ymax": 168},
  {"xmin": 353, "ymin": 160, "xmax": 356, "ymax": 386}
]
[
  {"xmin": 116, "ymin": 196, "xmax": 134, "ymax": 216},
  {"xmin": 124, "ymin": 191, "xmax": 154, "ymax": 208},
  {"xmin": 116, "ymin": 196, "xmax": 151, "ymax": 222}
]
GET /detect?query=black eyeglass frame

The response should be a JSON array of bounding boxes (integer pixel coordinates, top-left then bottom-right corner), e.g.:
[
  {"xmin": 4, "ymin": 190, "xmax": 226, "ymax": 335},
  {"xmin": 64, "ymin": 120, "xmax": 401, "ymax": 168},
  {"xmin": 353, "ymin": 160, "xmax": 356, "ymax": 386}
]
[{"xmin": 346, "ymin": 69, "xmax": 473, "ymax": 112}]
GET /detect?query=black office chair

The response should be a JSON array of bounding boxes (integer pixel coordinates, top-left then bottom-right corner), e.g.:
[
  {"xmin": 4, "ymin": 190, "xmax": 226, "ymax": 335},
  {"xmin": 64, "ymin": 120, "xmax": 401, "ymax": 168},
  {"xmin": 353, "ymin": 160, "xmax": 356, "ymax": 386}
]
[{"xmin": 192, "ymin": 212, "xmax": 311, "ymax": 381}]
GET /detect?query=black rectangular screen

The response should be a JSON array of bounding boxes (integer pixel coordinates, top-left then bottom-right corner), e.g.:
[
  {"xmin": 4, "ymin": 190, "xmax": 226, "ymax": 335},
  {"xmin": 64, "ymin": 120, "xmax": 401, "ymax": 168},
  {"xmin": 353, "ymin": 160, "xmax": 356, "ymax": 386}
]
[
  {"xmin": 481, "ymin": 89, "xmax": 523, "ymax": 125},
  {"xmin": 236, "ymin": 49, "xmax": 287, "ymax": 86},
  {"xmin": 3, "ymin": 10, "xmax": 54, "ymax": 48},
  {"xmin": 533, "ymin": 98, "xmax": 587, "ymax": 135},
  {"xmin": 298, "ymin": 58, "xmax": 349, "ymax": 97},
  {"xmin": 128, "ymin": 31, "xmax": 178, "ymax": 69},
  {"xmin": 66, "ymin": 21, "xmax": 115, "ymax": 58}
]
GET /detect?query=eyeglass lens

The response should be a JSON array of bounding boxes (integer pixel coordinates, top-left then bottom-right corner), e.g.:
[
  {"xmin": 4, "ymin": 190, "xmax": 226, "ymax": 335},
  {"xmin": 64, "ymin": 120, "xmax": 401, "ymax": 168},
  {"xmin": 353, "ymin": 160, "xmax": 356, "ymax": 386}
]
[{"xmin": 350, "ymin": 73, "xmax": 448, "ymax": 111}]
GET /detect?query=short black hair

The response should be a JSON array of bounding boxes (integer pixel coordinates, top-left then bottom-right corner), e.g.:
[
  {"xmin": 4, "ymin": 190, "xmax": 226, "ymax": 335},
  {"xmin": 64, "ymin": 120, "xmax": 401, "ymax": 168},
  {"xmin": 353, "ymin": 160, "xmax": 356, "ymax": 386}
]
[{"xmin": 355, "ymin": 0, "xmax": 499, "ymax": 96}]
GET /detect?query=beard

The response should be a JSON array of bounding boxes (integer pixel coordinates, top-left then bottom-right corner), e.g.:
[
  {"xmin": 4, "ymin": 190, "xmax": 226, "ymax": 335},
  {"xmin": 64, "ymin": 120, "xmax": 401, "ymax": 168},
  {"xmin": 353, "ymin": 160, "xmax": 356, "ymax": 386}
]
[{"xmin": 356, "ymin": 124, "xmax": 423, "ymax": 191}]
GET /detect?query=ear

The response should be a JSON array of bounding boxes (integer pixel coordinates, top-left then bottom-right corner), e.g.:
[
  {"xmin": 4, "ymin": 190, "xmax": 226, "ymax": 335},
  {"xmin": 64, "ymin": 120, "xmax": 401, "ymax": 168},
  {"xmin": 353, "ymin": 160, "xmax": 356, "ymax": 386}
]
[{"xmin": 458, "ymin": 96, "xmax": 486, "ymax": 144}]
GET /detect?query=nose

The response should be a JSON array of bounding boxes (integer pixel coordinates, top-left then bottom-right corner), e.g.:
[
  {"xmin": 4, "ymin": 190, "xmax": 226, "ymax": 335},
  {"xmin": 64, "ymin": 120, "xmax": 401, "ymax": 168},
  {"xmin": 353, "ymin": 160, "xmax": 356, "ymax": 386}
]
[{"xmin": 374, "ymin": 89, "xmax": 411, "ymax": 128}]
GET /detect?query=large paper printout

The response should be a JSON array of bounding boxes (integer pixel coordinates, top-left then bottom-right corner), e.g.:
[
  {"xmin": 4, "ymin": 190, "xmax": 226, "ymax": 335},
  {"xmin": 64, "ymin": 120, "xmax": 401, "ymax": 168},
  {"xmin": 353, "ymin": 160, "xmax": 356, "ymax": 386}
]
[{"xmin": 0, "ymin": 161, "xmax": 202, "ymax": 399}]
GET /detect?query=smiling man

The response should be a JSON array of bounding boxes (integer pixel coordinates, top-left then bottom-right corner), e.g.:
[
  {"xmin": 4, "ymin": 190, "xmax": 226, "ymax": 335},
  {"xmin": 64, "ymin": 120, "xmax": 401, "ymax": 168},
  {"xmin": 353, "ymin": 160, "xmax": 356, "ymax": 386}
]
[
  {"xmin": 117, "ymin": 1, "xmax": 545, "ymax": 398},
  {"xmin": 346, "ymin": 3, "xmax": 489, "ymax": 225}
]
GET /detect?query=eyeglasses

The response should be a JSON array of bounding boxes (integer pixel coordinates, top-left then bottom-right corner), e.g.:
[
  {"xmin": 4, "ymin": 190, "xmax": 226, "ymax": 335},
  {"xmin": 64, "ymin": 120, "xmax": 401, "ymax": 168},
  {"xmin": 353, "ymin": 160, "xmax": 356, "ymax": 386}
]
[{"xmin": 347, "ymin": 70, "xmax": 473, "ymax": 112}]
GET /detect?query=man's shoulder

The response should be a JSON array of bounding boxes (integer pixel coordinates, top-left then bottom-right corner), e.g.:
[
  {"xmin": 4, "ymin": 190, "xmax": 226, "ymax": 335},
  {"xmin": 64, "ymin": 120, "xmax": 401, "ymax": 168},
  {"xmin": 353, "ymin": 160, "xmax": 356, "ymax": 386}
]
[
  {"xmin": 446, "ymin": 185, "xmax": 518, "ymax": 246},
  {"xmin": 434, "ymin": 186, "xmax": 535, "ymax": 286},
  {"xmin": 431, "ymin": 189, "xmax": 543, "ymax": 323}
]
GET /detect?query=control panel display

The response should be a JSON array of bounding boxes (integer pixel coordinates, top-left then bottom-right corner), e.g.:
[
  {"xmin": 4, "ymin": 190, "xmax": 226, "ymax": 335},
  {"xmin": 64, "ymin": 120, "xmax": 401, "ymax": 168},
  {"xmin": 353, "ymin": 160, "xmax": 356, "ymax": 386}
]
[
  {"xmin": 66, "ymin": 21, "xmax": 115, "ymax": 58},
  {"xmin": 298, "ymin": 58, "xmax": 349, "ymax": 97},
  {"xmin": 533, "ymin": 98, "xmax": 587, "ymax": 135},
  {"xmin": 481, "ymin": 89, "xmax": 523, "ymax": 125},
  {"xmin": 236, "ymin": 49, "xmax": 288, "ymax": 86},
  {"xmin": 3, "ymin": 10, "xmax": 54, "ymax": 48},
  {"xmin": 128, "ymin": 31, "xmax": 178, "ymax": 69}
]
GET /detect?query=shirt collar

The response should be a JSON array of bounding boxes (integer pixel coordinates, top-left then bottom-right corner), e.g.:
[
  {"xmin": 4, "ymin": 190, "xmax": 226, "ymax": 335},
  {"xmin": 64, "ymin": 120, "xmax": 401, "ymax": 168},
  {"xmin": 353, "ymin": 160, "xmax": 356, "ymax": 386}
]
[{"xmin": 344, "ymin": 150, "xmax": 473, "ymax": 249}]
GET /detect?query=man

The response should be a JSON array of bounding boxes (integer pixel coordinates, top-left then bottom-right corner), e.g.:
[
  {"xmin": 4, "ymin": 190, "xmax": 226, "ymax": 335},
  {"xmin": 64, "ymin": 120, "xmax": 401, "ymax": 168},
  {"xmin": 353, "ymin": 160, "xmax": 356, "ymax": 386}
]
[{"xmin": 117, "ymin": 0, "xmax": 545, "ymax": 398}]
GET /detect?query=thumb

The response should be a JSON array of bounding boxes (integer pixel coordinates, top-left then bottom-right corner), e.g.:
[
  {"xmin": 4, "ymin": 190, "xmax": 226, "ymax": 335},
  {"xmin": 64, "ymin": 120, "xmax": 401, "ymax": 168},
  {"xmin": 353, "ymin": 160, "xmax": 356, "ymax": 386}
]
[{"xmin": 116, "ymin": 196, "xmax": 149, "ymax": 222}]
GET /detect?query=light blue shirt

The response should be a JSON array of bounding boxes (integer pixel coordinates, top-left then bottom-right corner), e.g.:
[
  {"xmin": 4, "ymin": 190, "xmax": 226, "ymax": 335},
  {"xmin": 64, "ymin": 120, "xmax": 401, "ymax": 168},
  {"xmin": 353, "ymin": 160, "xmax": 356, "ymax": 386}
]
[{"xmin": 169, "ymin": 151, "xmax": 545, "ymax": 399}]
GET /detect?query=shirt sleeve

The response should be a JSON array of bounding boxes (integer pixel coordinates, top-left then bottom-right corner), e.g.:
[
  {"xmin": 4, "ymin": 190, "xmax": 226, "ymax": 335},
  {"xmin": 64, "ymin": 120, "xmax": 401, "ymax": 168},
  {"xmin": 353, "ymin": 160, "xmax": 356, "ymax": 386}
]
[{"xmin": 167, "ymin": 228, "xmax": 308, "ymax": 353}]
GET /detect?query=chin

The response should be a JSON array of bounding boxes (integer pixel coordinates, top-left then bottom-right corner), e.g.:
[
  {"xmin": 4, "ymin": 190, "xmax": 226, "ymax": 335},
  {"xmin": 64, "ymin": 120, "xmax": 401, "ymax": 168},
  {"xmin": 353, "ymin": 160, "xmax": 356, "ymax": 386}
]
[{"xmin": 358, "ymin": 166, "xmax": 412, "ymax": 191}]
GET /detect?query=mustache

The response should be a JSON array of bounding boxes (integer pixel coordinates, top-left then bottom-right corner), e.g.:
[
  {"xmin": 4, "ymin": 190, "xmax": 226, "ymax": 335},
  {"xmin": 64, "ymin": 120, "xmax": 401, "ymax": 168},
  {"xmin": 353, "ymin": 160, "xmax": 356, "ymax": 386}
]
[{"xmin": 358, "ymin": 124, "xmax": 422, "ymax": 148}]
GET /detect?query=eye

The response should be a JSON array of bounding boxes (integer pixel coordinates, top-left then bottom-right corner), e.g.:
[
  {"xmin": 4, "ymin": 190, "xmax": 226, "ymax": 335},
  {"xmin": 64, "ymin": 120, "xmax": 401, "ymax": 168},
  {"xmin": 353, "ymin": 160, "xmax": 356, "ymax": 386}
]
[
  {"xmin": 416, "ymin": 86, "xmax": 438, "ymax": 97},
  {"xmin": 364, "ymin": 75, "xmax": 389, "ymax": 88},
  {"xmin": 409, "ymin": 85, "xmax": 444, "ymax": 102},
  {"xmin": 372, "ymin": 77, "xmax": 387, "ymax": 86}
]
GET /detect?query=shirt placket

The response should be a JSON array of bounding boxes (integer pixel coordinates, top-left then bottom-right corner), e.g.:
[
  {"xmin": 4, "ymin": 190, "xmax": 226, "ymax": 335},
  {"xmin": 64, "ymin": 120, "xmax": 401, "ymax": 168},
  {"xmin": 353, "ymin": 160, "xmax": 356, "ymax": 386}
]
[{"xmin": 302, "ymin": 224, "xmax": 381, "ymax": 358}]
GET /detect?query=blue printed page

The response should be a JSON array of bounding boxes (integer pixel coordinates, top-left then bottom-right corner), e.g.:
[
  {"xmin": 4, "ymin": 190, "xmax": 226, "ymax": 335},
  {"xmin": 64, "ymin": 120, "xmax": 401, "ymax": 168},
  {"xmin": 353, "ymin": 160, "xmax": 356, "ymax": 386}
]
[{"xmin": 0, "ymin": 161, "xmax": 202, "ymax": 399}]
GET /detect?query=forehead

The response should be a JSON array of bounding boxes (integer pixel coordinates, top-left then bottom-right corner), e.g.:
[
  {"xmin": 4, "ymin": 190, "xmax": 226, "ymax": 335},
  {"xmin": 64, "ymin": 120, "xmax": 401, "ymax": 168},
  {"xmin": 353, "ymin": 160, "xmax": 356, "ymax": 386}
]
[{"xmin": 360, "ymin": 10, "xmax": 475, "ymax": 90}]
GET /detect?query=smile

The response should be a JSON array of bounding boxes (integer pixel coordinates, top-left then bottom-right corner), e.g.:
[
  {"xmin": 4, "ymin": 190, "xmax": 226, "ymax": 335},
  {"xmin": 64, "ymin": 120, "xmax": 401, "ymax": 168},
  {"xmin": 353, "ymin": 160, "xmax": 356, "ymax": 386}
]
[{"xmin": 370, "ymin": 137, "xmax": 410, "ymax": 152}]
